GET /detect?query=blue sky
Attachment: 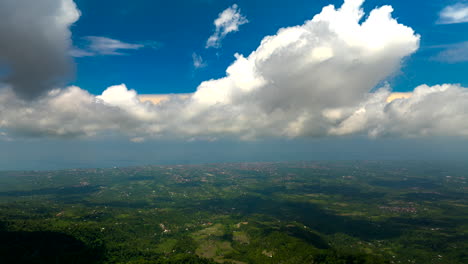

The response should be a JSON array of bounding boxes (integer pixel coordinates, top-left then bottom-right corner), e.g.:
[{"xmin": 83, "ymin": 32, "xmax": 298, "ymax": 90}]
[
  {"xmin": 1, "ymin": 0, "xmax": 468, "ymax": 170},
  {"xmin": 70, "ymin": 0, "xmax": 467, "ymax": 95}
]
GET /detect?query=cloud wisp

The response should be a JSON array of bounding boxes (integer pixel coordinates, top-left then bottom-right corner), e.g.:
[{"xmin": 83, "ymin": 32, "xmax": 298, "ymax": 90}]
[
  {"xmin": 72, "ymin": 36, "xmax": 148, "ymax": 57},
  {"xmin": 0, "ymin": 0, "xmax": 80, "ymax": 100},
  {"xmin": 1, "ymin": 0, "xmax": 468, "ymax": 142},
  {"xmin": 437, "ymin": 3, "xmax": 468, "ymax": 24},
  {"xmin": 192, "ymin": 53, "xmax": 207, "ymax": 69},
  {"xmin": 206, "ymin": 4, "xmax": 249, "ymax": 48},
  {"xmin": 432, "ymin": 41, "xmax": 468, "ymax": 63}
]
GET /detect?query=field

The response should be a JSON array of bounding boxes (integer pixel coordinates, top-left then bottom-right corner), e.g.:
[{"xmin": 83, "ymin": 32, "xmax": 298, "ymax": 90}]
[{"xmin": 0, "ymin": 161, "xmax": 467, "ymax": 263}]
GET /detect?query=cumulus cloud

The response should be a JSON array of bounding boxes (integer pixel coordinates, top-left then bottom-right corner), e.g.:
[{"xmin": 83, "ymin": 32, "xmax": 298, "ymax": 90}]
[
  {"xmin": 72, "ymin": 36, "xmax": 146, "ymax": 57},
  {"xmin": 0, "ymin": 0, "xmax": 80, "ymax": 99},
  {"xmin": 0, "ymin": 84, "xmax": 157, "ymax": 138},
  {"xmin": 438, "ymin": 3, "xmax": 468, "ymax": 24},
  {"xmin": 3, "ymin": 0, "xmax": 441, "ymax": 141},
  {"xmin": 4, "ymin": 0, "xmax": 468, "ymax": 143},
  {"xmin": 329, "ymin": 84, "xmax": 468, "ymax": 137},
  {"xmin": 2, "ymin": 0, "xmax": 468, "ymax": 142},
  {"xmin": 206, "ymin": 4, "xmax": 249, "ymax": 48}
]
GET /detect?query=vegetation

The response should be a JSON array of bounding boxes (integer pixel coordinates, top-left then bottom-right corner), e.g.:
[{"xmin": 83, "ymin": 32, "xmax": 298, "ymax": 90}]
[{"xmin": 0, "ymin": 161, "xmax": 466, "ymax": 263}]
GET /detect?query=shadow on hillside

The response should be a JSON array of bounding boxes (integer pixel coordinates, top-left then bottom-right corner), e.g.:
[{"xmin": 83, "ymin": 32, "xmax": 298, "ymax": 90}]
[
  {"xmin": 0, "ymin": 224, "xmax": 105, "ymax": 264},
  {"xmin": 194, "ymin": 195, "xmax": 402, "ymax": 241}
]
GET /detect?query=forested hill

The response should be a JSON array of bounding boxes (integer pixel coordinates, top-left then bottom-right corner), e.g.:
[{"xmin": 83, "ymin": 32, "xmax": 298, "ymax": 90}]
[{"xmin": 0, "ymin": 161, "xmax": 466, "ymax": 263}]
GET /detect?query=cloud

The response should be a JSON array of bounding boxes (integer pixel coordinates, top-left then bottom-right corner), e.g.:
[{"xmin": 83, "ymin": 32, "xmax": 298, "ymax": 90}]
[
  {"xmin": 4, "ymin": 0, "xmax": 468, "ymax": 144},
  {"xmin": 386, "ymin": 92, "xmax": 412, "ymax": 103},
  {"xmin": 206, "ymin": 4, "xmax": 248, "ymax": 48},
  {"xmin": 72, "ymin": 37, "xmax": 162, "ymax": 57},
  {"xmin": 3, "ymin": 0, "xmax": 441, "ymax": 141},
  {"xmin": 138, "ymin": 41, "xmax": 164, "ymax": 50},
  {"xmin": 130, "ymin": 137, "xmax": 145, "ymax": 143},
  {"xmin": 72, "ymin": 36, "xmax": 148, "ymax": 57},
  {"xmin": 0, "ymin": 0, "xmax": 80, "ymax": 99},
  {"xmin": 69, "ymin": 48, "xmax": 95, "ymax": 58},
  {"xmin": 432, "ymin": 41, "xmax": 468, "ymax": 63},
  {"xmin": 139, "ymin": 94, "xmax": 190, "ymax": 104},
  {"xmin": 87, "ymin": 36, "xmax": 144, "ymax": 55},
  {"xmin": 329, "ymin": 84, "xmax": 468, "ymax": 137},
  {"xmin": 192, "ymin": 53, "xmax": 207, "ymax": 69},
  {"xmin": 0, "ymin": 84, "xmax": 156, "ymax": 138},
  {"xmin": 437, "ymin": 3, "xmax": 468, "ymax": 24}
]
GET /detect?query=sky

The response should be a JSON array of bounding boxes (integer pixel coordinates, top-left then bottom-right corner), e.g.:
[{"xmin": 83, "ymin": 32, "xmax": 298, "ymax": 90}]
[
  {"xmin": 0, "ymin": 0, "xmax": 468, "ymax": 170},
  {"xmin": 69, "ymin": 0, "xmax": 468, "ymax": 95}
]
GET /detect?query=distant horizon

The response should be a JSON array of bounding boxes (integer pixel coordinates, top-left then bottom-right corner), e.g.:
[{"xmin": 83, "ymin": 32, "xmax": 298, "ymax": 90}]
[
  {"xmin": 2, "ymin": 137, "xmax": 468, "ymax": 171},
  {"xmin": 4, "ymin": 159, "xmax": 468, "ymax": 173}
]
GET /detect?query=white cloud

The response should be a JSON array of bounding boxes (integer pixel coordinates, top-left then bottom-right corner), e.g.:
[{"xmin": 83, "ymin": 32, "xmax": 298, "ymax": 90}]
[
  {"xmin": 438, "ymin": 3, "xmax": 468, "ymax": 24},
  {"xmin": 1, "ymin": 0, "xmax": 430, "ymax": 141},
  {"xmin": 329, "ymin": 84, "xmax": 468, "ymax": 137},
  {"xmin": 206, "ymin": 4, "xmax": 248, "ymax": 48},
  {"xmin": 192, "ymin": 53, "xmax": 207, "ymax": 69},
  {"xmin": 3, "ymin": 0, "xmax": 468, "ymax": 141},
  {"xmin": 433, "ymin": 41, "xmax": 468, "ymax": 63}
]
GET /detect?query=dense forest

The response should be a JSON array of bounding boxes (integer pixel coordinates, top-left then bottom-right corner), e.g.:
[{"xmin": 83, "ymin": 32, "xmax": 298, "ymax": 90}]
[{"xmin": 0, "ymin": 161, "xmax": 466, "ymax": 263}]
